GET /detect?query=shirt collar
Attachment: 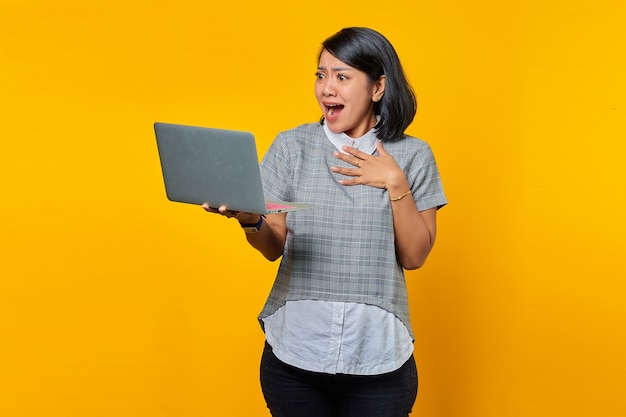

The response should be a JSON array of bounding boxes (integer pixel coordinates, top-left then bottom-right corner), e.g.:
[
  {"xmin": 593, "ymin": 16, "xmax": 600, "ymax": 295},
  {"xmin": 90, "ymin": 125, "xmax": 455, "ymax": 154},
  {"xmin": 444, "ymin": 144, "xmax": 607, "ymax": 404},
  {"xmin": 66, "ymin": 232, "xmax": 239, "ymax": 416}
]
[{"xmin": 322, "ymin": 118, "xmax": 380, "ymax": 155}]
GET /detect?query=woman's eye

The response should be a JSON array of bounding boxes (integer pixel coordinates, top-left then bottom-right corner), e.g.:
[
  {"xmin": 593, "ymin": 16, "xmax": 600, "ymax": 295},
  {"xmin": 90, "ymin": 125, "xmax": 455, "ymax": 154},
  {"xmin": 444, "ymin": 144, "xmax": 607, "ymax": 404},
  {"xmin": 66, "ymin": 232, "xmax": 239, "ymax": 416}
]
[
  {"xmin": 338, "ymin": 74, "xmax": 347, "ymax": 81},
  {"xmin": 315, "ymin": 72, "xmax": 325, "ymax": 80}
]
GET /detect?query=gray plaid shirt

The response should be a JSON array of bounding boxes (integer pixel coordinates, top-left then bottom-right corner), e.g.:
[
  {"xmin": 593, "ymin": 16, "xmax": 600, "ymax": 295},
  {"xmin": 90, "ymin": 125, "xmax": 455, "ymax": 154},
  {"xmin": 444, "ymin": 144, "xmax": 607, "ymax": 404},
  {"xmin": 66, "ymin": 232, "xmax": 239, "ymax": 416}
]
[{"xmin": 258, "ymin": 123, "xmax": 447, "ymax": 338}]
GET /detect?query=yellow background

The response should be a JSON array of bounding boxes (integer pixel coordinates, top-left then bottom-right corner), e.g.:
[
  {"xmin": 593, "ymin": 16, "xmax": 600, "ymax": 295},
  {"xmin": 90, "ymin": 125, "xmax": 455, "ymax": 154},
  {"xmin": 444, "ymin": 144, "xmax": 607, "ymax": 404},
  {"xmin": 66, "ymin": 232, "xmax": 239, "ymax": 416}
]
[{"xmin": 1, "ymin": 0, "xmax": 625, "ymax": 416}]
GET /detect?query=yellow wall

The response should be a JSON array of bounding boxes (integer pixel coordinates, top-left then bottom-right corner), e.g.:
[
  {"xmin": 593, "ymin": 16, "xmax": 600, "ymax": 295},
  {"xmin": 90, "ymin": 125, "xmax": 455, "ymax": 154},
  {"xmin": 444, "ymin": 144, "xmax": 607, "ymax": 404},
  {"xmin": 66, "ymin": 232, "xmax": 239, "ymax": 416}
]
[{"xmin": 1, "ymin": 1, "xmax": 624, "ymax": 416}]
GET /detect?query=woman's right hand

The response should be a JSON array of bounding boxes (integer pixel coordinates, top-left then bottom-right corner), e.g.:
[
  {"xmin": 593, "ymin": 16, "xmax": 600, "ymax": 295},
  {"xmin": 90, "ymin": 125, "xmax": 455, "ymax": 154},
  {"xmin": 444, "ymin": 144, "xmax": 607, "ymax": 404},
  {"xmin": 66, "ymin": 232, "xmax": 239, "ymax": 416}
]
[{"xmin": 201, "ymin": 203, "xmax": 261, "ymax": 225}]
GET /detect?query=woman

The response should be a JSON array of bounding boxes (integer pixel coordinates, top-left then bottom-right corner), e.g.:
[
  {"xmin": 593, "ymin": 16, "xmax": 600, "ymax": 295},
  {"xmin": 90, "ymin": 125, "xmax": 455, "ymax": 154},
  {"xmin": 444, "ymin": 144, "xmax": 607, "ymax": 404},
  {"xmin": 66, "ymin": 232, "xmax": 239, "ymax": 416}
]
[{"xmin": 203, "ymin": 27, "xmax": 447, "ymax": 417}]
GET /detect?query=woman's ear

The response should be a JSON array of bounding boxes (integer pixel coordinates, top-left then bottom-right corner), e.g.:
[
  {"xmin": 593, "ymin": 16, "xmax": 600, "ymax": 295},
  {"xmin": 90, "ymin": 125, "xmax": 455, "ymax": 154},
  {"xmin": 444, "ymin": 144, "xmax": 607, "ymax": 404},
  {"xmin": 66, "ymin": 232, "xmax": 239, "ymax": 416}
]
[{"xmin": 373, "ymin": 75, "xmax": 386, "ymax": 102}]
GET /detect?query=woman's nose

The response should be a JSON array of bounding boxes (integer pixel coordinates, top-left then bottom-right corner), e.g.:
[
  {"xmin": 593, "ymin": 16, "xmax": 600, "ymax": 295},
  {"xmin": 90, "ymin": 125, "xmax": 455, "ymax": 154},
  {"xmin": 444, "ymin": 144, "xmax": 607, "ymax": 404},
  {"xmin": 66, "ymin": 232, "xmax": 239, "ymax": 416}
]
[{"xmin": 323, "ymin": 81, "xmax": 336, "ymax": 96}]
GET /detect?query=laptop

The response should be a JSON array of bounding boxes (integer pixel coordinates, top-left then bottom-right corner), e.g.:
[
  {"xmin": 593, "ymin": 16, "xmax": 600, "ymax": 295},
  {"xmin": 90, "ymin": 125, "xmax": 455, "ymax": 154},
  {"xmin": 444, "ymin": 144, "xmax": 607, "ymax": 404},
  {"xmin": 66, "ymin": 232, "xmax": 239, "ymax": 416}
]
[{"xmin": 154, "ymin": 122, "xmax": 314, "ymax": 214}]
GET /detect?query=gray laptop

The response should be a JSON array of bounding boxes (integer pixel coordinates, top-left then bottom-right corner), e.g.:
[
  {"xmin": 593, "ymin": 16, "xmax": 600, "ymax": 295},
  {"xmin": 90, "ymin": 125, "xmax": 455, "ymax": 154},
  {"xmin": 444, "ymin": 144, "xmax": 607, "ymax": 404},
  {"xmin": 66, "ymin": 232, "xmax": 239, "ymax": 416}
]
[{"xmin": 154, "ymin": 122, "xmax": 314, "ymax": 214}]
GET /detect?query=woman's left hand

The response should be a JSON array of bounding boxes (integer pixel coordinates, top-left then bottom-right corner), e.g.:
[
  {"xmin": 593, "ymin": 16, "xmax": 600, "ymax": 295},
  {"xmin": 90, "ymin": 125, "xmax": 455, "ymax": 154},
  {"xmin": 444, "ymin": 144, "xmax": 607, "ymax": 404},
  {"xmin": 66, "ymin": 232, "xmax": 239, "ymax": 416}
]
[{"xmin": 331, "ymin": 141, "xmax": 407, "ymax": 190}]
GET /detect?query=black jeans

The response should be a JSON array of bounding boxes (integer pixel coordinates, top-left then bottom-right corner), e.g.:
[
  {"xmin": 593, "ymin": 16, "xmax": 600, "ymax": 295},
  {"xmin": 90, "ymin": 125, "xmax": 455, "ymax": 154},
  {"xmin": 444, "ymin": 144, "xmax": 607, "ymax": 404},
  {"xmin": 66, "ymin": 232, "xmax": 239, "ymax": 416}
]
[{"xmin": 260, "ymin": 342, "xmax": 418, "ymax": 417}]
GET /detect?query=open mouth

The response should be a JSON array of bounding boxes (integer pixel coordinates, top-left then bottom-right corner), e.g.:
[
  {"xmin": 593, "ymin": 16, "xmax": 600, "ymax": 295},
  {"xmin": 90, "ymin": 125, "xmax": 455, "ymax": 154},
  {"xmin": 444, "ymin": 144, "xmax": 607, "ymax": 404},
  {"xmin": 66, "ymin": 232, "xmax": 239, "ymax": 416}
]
[{"xmin": 326, "ymin": 104, "xmax": 344, "ymax": 118}]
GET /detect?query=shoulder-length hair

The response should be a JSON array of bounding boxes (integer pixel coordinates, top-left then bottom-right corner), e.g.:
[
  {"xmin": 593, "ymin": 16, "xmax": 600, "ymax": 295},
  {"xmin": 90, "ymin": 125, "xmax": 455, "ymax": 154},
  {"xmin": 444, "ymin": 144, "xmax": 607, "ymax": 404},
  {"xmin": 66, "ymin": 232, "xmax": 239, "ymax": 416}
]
[{"xmin": 319, "ymin": 27, "xmax": 417, "ymax": 141}]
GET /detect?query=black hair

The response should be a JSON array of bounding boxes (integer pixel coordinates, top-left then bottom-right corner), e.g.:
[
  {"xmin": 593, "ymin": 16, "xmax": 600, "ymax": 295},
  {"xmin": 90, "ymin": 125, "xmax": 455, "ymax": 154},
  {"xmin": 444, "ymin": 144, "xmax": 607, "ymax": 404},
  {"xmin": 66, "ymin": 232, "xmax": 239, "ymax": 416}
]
[{"xmin": 319, "ymin": 27, "xmax": 417, "ymax": 141}]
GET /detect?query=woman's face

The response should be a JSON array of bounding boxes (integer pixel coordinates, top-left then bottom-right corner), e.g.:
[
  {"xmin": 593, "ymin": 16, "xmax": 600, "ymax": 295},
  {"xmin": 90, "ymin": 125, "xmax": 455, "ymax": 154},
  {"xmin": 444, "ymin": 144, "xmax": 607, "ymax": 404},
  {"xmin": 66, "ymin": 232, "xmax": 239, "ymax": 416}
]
[{"xmin": 315, "ymin": 49, "xmax": 385, "ymax": 138}]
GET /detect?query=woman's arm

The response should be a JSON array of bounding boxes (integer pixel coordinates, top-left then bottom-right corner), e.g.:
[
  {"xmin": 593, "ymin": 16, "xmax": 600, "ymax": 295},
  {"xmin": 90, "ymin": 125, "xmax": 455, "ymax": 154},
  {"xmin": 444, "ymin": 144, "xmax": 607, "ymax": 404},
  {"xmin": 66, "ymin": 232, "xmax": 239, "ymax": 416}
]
[
  {"xmin": 385, "ymin": 184, "xmax": 437, "ymax": 270},
  {"xmin": 242, "ymin": 212, "xmax": 288, "ymax": 261},
  {"xmin": 201, "ymin": 204, "xmax": 288, "ymax": 261}
]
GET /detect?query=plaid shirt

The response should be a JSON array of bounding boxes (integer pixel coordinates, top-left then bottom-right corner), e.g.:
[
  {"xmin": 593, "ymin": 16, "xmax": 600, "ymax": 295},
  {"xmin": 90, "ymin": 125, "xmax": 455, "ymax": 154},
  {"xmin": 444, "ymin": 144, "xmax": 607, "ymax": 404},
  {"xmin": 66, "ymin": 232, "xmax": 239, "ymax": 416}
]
[{"xmin": 258, "ymin": 123, "xmax": 447, "ymax": 339}]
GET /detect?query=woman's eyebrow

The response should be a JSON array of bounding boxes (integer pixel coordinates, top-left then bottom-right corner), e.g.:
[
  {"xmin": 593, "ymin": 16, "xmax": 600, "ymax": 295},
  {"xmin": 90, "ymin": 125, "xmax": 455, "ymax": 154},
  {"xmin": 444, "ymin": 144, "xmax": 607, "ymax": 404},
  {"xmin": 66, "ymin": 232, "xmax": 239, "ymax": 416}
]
[{"xmin": 317, "ymin": 65, "xmax": 353, "ymax": 72}]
